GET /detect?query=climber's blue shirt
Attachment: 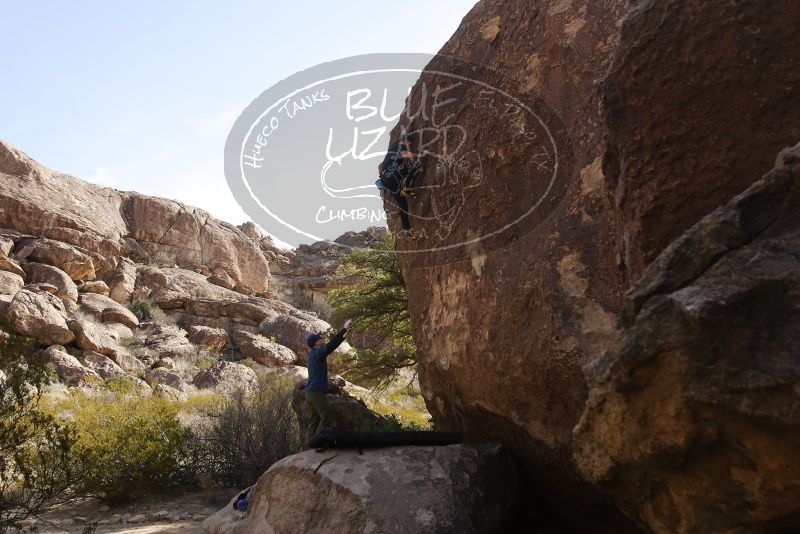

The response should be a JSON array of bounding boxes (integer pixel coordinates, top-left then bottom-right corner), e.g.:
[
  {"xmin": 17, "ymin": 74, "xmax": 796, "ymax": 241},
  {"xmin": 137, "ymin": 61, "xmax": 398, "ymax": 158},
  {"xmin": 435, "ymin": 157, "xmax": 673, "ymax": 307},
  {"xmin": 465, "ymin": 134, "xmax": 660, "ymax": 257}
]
[{"xmin": 306, "ymin": 328, "xmax": 347, "ymax": 393}]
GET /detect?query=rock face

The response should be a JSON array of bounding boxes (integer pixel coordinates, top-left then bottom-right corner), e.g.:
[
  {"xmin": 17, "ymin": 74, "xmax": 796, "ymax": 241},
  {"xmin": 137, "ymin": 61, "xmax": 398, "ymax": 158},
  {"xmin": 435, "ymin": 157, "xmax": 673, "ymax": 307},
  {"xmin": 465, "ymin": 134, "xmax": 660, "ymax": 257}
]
[
  {"xmin": 192, "ymin": 361, "xmax": 258, "ymax": 396},
  {"xmin": 7, "ymin": 289, "xmax": 74, "ymax": 345},
  {"xmin": 204, "ymin": 444, "xmax": 517, "ymax": 534},
  {"xmin": 144, "ymin": 367, "xmax": 186, "ymax": 392},
  {"xmin": 601, "ymin": 0, "xmax": 800, "ymax": 281},
  {"xmin": 41, "ymin": 345, "xmax": 100, "ymax": 386},
  {"xmin": 187, "ymin": 325, "xmax": 229, "ymax": 352},
  {"xmin": 271, "ymin": 227, "xmax": 387, "ymax": 318},
  {"xmin": 19, "ymin": 239, "xmax": 96, "ymax": 281},
  {"xmin": 0, "ymin": 140, "xmax": 271, "ymax": 292},
  {"xmin": 391, "ymin": 0, "xmax": 800, "ymax": 531},
  {"xmin": 104, "ymin": 258, "xmax": 135, "ymax": 303},
  {"xmin": 572, "ymin": 145, "xmax": 800, "ymax": 533},
  {"xmin": 123, "ymin": 195, "xmax": 271, "ymax": 292},
  {"xmin": 68, "ymin": 318, "xmax": 119, "ymax": 355},
  {"xmin": 259, "ymin": 313, "xmax": 332, "ymax": 363},
  {"xmin": 0, "ymin": 271, "xmax": 23, "ymax": 295},
  {"xmin": 232, "ymin": 330, "xmax": 297, "ymax": 366},
  {"xmin": 78, "ymin": 293, "xmax": 139, "ymax": 329},
  {"xmin": 25, "ymin": 263, "xmax": 79, "ymax": 302}
]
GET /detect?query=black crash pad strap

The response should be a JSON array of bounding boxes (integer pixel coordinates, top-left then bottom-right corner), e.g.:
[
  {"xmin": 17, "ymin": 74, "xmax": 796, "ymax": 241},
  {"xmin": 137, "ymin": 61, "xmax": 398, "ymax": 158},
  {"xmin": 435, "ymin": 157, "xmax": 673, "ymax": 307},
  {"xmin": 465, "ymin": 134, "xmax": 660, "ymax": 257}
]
[{"xmin": 308, "ymin": 428, "xmax": 463, "ymax": 449}]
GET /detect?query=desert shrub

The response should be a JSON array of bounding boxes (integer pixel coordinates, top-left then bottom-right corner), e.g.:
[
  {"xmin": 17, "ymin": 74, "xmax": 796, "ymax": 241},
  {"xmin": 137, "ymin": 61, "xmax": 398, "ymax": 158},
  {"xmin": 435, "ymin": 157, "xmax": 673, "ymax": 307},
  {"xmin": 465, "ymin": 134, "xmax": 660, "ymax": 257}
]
[
  {"xmin": 127, "ymin": 298, "xmax": 165, "ymax": 323},
  {"xmin": 56, "ymin": 390, "xmax": 189, "ymax": 505},
  {"xmin": 239, "ymin": 358, "xmax": 259, "ymax": 371},
  {"xmin": 365, "ymin": 402, "xmax": 432, "ymax": 431},
  {"xmin": 192, "ymin": 287, "xmax": 208, "ymax": 298},
  {"xmin": 0, "ymin": 331, "xmax": 78, "ymax": 532},
  {"xmin": 194, "ymin": 355, "xmax": 215, "ymax": 370},
  {"xmin": 187, "ymin": 374, "xmax": 302, "ymax": 487},
  {"xmin": 358, "ymin": 412, "xmax": 429, "ymax": 432},
  {"xmin": 104, "ymin": 375, "xmax": 139, "ymax": 395}
]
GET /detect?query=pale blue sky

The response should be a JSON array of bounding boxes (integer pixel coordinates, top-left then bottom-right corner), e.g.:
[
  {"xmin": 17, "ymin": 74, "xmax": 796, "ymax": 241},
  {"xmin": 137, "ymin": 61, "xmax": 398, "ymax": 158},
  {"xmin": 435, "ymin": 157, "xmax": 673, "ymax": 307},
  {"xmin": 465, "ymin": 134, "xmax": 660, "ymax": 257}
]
[{"xmin": 0, "ymin": 0, "xmax": 475, "ymax": 230}]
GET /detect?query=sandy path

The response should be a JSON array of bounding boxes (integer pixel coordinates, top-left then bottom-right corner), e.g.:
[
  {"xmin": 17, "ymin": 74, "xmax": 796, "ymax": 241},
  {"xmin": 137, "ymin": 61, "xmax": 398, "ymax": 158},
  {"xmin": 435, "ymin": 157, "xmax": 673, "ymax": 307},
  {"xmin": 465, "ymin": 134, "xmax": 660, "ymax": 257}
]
[{"xmin": 28, "ymin": 489, "xmax": 234, "ymax": 534}]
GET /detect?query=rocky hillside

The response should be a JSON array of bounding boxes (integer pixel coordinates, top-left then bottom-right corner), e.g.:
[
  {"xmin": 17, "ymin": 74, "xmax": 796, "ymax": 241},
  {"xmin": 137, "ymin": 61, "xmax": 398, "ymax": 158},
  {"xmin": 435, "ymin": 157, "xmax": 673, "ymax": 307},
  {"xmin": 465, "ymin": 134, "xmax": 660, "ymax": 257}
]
[
  {"xmin": 387, "ymin": 0, "xmax": 800, "ymax": 532},
  {"xmin": 0, "ymin": 140, "xmax": 354, "ymax": 399},
  {"xmin": 270, "ymin": 227, "xmax": 387, "ymax": 319}
]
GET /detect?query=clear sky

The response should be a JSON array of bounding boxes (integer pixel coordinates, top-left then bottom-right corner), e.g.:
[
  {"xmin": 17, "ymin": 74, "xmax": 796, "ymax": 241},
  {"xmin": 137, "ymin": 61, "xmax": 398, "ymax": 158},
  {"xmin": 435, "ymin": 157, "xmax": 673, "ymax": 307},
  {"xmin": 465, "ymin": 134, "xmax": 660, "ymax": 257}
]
[{"xmin": 0, "ymin": 0, "xmax": 476, "ymax": 233}]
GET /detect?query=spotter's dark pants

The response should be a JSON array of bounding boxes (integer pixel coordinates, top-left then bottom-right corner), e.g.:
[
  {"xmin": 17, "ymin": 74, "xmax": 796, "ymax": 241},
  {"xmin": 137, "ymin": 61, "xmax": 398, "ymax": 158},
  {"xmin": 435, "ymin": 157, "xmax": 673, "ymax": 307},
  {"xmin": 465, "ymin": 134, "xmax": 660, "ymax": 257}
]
[{"xmin": 305, "ymin": 391, "xmax": 332, "ymax": 443}]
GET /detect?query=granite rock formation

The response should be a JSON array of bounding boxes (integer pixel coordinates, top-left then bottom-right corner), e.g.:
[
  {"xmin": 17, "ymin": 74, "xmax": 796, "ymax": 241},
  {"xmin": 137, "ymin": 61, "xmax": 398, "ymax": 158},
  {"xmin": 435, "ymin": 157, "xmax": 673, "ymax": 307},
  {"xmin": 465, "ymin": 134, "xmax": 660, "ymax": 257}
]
[{"xmin": 387, "ymin": 0, "xmax": 800, "ymax": 531}]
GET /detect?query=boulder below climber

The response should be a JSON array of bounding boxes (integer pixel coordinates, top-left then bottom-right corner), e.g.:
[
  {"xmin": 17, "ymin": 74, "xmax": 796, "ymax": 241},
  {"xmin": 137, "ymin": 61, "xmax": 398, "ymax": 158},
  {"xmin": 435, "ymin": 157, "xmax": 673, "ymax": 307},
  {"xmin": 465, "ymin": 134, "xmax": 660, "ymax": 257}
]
[{"xmin": 203, "ymin": 443, "xmax": 517, "ymax": 534}]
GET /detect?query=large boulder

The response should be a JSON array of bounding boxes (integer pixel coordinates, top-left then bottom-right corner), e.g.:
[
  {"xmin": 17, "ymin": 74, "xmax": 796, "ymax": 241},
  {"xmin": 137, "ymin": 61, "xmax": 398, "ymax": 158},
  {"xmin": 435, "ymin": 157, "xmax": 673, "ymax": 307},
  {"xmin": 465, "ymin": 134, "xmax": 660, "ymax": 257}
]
[
  {"xmin": 263, "ymin": 364, "xmax": 309, "ymax": 384},
  {"xmin": 79, "ymin": 280, "xmax": 110, "ymax": 295},
  {"xmin": 223, "ymin": 297, "xmax": 290, "ymax": 325},
  {"xmin": 78, "ymin": 292, "xmax": 139, "ymax": 328},
  {"xmin": 18, "ymin": 238, "xmax": 96, "ymax": 281},
  {"xmin": 204, "ymin": 444, "xmax": 517, "ymax": 534},
  {"xmin": 80, "ymin": 351, "xmax": 127, "ymax": 380},
  {"xmin": 24, "ymin": 262, "xmax": 78, "ymax": 302},
  {"xmin": 110, "ymin": 351, "xmax": 147, "ymax": 375},
  {"xmin": 600, "ymin": 0, "xmax": 800, "ymax": 280},
  {"xmin": 41, "ymin": 226, "xmax": 124, "ymax": 271},
  {"xmin": 0, "ymin": 256, "xmax": 25, "ymax": 278},
  {"xmin": 41, "ymin": 345, "xmax": 100, "ymax": 387},
  {"xmin": 391, "ymin": 1, "xmax": 629, "ymax": 527},
  {"xmin": 136, "ymin": 266, "xmax": 240, "ymax": 309},
  {"xmin": 123, "ymin": 195, "xmax": 271, "ymax": 292},
  {"xmin": 144, "ymin": 367, "xmax": 187, "ymax": 392},
  {"xmin": 68, "ymin": 318, "xmax": 118, "ymax": 355},
  {"xmin": 141, "ymin": 324, "xmax": 194, "ymax": 360},
  {"xmin": 187, "ymin": 325, "xmax": 229, "ymax": 352},
  {"xmin": 0, "ymin": 270, "xmax": 23, "ymax": 295},
  {"xmin": 103, "ymin": 257, "xmax": 135, "ymax": 303},
  {"xmin": 572, "ymin": 145, "xmax": 800, "ymax": 533},
  {"xmin": 393, "ymin": 0, "xmax": 800, "ymax": 530},
  {"xmin": 6, "ymin": 289, "xmax": 74, "ymax": 345},
  {"xmin": 152, "ymin": 383, "xmax": 187, "ymax": 402},
  {"xmin": 260, "ymin": 313, "xmax": 332, "ymax": 362},
  {"xmin": 0, "ymin": 141, "xmax": 128, "ymax": 248},
  {"xmin": 192, "ymin": 361, "xmax": 258, "ymax": 396},
  {"xmin": 232, "ymin": 330, "xmax": 297, "ymax": 366}
]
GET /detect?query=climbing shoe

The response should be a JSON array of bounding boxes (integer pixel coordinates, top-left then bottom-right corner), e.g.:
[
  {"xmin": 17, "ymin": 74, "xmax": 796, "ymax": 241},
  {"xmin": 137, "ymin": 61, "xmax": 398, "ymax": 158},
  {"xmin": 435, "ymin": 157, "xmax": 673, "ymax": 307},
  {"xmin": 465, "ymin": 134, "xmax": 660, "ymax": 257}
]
[{"xmin": 399, "ymin": 229, "xmax": 420, "ymax": 241}]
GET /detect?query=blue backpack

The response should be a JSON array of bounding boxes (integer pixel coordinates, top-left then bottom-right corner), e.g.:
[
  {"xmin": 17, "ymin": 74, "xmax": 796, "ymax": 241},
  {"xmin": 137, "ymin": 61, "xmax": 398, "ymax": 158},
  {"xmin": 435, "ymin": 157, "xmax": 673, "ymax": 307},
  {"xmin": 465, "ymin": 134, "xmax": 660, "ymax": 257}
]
[{"xmin": 233, "ymin": 487, "xmax": 251, "ymax": 512}]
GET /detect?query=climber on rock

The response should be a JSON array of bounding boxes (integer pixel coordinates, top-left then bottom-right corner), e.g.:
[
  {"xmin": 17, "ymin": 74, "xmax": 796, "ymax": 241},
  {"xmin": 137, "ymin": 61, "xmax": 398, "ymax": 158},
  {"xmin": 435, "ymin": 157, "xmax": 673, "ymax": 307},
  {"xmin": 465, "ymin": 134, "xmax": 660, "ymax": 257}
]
[
  {"xmin": 304, "ymin": 318, "xmax": 352, "ymax": 445},
  {"xmin": 379, "ymin": 133, "xmax": 425, "ymax": 239}
]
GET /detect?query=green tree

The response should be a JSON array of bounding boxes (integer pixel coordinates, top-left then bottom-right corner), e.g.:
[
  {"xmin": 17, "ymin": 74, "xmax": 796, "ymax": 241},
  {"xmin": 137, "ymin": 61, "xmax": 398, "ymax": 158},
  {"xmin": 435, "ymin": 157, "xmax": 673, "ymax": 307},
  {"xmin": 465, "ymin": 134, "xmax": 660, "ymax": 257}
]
[
  {"xmin": 327, "ymin": 236, "xmax": 416, "ymax": 388},
  {"xmin": 0, "ymin": 331, "xmax": 77, "ymax": 532}
]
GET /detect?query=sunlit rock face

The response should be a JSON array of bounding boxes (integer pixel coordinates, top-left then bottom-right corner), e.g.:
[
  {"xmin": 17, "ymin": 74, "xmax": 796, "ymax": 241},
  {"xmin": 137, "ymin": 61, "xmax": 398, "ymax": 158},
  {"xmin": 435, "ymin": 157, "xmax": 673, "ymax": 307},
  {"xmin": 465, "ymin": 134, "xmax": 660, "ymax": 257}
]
[
  {"xmin": 390, "ymin": 0, "xmax": 800, "ymax": 531},
  {"xmin": 0, "ymin": 140, "xmax": 270, "ymax": 292}
]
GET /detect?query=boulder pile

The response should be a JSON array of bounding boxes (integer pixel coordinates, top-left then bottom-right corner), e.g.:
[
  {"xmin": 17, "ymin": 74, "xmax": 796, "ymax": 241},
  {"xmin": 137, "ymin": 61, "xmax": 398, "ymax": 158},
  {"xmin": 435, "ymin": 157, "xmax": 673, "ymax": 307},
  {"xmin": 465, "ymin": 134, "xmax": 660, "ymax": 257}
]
[{"xmin": 0, "ymin": 141, "xmax": 350, "ymax": 398}]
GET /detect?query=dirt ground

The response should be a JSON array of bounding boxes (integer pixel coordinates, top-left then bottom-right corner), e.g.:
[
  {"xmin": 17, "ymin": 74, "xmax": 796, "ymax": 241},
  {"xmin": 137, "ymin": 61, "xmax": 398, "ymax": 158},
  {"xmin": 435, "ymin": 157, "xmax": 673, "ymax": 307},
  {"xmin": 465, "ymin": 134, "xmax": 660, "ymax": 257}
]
[{"xmin": 24, "ymin": 489, "xmax": 235, "ymax": 534}]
